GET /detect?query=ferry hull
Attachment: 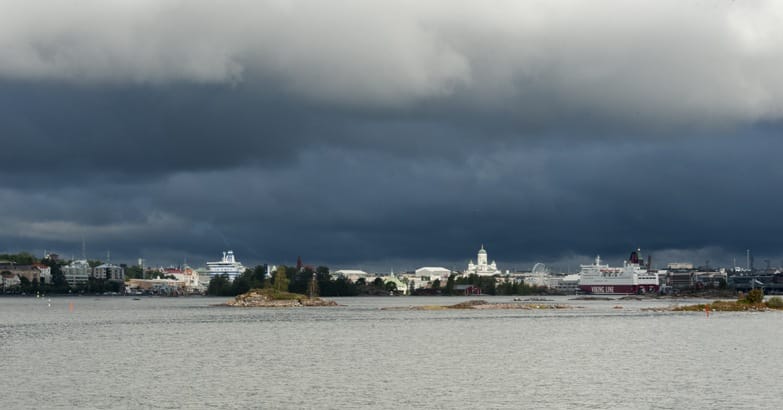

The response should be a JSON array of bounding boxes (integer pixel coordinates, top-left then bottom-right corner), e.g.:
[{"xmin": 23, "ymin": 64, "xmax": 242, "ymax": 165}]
[{"xmin": 579, "ymin": 284, "xmax": 659, "ymax": 295}]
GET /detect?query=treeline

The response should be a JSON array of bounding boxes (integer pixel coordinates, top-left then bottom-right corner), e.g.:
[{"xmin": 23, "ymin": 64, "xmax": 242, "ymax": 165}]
[
  {"xmin": 207, "ymin": 265, "xmax": 363, "ymax": 297},
  {"xmin": 438, "ymin": 274, "xmax": 551, "ymax": 296},
  {"xmin": 207, "ymin": 267, "xmax": 553, "ymax": 297}
]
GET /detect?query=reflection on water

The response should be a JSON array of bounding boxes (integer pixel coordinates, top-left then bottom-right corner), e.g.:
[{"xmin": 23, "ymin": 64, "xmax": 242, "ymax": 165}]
[{"xmin": 2, "ymin": 296, "xmax": 781, "ymax": 409}]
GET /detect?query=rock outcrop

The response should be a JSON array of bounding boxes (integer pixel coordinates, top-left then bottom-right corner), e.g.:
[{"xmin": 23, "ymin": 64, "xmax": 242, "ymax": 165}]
[
  {"xmin": 382, "ymin": 300, "xmax": 573, "ymax": 310},
  {"xmin": 223, "ymin": 289, "xmax": 339, "ymax": 307}
]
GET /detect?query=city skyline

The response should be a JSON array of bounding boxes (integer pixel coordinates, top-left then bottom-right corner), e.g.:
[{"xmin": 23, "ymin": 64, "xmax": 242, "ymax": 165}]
[{"xmin": 2, "ymin": 1, "xmax": 783, "ymax": 270}]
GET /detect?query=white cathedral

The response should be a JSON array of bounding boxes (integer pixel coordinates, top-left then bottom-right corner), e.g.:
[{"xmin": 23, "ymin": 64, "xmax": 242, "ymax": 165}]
[{"xmin": 465, "ymin": 245, "xmax": 501, "ymax": 276}]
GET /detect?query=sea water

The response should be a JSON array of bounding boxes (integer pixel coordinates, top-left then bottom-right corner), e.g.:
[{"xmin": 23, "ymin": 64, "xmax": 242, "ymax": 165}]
[{"xmin": 2, "ymin": 296, "xmax": 781, "ymax": 409}]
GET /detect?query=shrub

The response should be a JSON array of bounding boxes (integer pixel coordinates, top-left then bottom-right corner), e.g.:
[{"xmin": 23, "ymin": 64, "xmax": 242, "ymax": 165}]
[
  {"xmin": 765, "ymin": 296, "xmax": 783, "ymax": 309},
  {"xmin": 741, "ymin": 289, "xmax": 765, "ymax": 304}
]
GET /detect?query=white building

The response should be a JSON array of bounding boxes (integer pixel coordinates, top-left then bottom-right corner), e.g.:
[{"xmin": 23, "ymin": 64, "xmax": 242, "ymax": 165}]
[
  {"xmin": 334, "ymin": 270, "xmax": 371, "ymax": 282},
  {"xmin": 414, "ymin": 267, "xmax": 451, "ymax": 281},
  {"xmin": 92, "ymin": 263, "xmax": 125, "ymax": 281},
  {"xmin": 63, "ymin": 260, "xmax": 91, "ymax": 287},
  {"xmin": 465, "ymin": 245, "xmax": 501, "ymax": 276}
]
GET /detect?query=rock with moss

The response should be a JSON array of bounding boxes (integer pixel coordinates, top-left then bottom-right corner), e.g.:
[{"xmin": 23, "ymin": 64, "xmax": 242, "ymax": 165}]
[
  {"xmin": 659, "ymin": 291, "xmax": 783, "ymax": 312},
  {"xmin": 223, "ymin": 288, "xmax": 339, "ymax": 307},
  {"xmin": 383, "ymin": 300, "xmax": 573, "ymax": 310}
]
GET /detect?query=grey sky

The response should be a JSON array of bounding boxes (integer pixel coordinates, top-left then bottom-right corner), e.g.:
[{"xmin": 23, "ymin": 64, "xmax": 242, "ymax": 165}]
[{"xmin": 1, "ymin": 1, "xmax": 782, "ymax": 271}]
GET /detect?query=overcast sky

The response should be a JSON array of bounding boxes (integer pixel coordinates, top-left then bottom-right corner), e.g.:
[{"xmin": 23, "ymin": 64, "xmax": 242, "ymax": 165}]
[{"xmin": 2, "ymin": 1, "xmax": 783, "ymax": 272}]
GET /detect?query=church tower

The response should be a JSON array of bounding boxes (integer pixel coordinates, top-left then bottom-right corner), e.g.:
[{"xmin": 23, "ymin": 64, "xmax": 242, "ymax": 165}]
[{"xmin": 477, "ymin": 245, "xmax": 488, "ymax": 266}]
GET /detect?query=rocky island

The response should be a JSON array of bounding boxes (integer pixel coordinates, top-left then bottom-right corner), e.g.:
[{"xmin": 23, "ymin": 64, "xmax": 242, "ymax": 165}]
[
  {"xmin": 222, "ymin": 289, "xmax": 339, "ymax": 307},
  {"xmin": 383, "ymin": 299, "xmax": 573, "ymax": 310},
  {"xmin": 644, "ymin": 290, "xmax": 783, "ymax": 312}
]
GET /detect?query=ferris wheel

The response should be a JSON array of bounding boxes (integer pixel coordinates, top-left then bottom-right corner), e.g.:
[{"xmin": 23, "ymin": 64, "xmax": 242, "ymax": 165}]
[{"xmin": 531, "ymin": 263, "xmax": 548, "ymax": 275}]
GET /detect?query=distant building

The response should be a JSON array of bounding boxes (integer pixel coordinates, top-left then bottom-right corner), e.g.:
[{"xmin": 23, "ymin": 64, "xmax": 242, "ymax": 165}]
[
  {"xmin": 63, "ymin": 260, "xmax": 91, "ymax": 287},
  {"xmin": 334, "ymin": 270, "xmax": 371, "ymax": 282},
  {"xmin": 414, "ymin": 267, "xmax": 451, "ymax": 282},
  {"xmin": 32, "ymin": 264, "xmax": 51, "ymax": 284},
  {"xmin": 0, "ymin": 261, "xmax": 48, "ymax": 284},
  {"xmin": 465, "ymin": 245, "xmax": 501, "ymax": 276},
  {"xmin": 126, "ymin": 279, "xmax": 184, "ymax": 295},
  {"xmin": 92, "ymin": 263, "xmax": 125, "ymax": 281},
  {"xmin": 555, "ymin": 274, "xmax": 581, "ymax": 293},
  {"xmin": 1, "ymin": 271, "xmax": 21, "ymax": 288},
  {"xmin": 161, "ymin": 266, "xmax": 200, "ymax": 290}
]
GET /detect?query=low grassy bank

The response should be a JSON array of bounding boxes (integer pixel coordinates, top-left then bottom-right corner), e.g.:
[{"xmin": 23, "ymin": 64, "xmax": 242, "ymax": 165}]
[{"xmin": 672, "ymin": 290, "xmax": 783, "ymax": 312}]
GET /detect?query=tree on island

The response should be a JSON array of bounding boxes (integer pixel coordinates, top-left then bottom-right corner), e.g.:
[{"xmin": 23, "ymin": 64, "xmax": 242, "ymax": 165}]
[
  {"xmin": 231, "ymin": 274, "xmax": 251, "ymax": 295},
  {"xmin": 273, "ymin": 266, "xmax": 289, "ymax": 292}
]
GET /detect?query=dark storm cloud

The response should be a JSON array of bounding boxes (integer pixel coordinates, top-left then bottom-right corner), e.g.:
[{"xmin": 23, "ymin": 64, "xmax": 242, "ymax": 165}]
[
  {"xmin": 3, "ymin": 1, "xmax": 783, "ymax": 125},
  {"xmin": 2, "ymin": 1, "xmax": 783, "ymax": 269}
]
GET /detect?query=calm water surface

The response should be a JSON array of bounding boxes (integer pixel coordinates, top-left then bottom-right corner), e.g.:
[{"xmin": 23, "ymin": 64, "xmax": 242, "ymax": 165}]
[{"xmin": 2, "ymin": 295, "xmax": 781, "ymax": 409}]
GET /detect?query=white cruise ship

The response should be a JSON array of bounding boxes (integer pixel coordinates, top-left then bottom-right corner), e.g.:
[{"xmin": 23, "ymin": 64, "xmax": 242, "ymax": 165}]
[
  {"xmin": 578, "ymin": 249, "xmax": 660, "ymax": 295},
  {"xmin": 206, "ymin": 250, "xmax": 246, "ymax": 282}
]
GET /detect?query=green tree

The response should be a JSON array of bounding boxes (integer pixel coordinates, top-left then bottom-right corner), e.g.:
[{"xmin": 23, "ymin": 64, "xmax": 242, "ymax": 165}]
[
  {"xmin": 231, "ymin": 275, "xmax": 251, "ymax": 295},
  {"xmin": 385, "ymin": 281, "xmax": 398, "ymax": 293},
  {"xmin": 273, "ymin": 266, "xmax": 289, "ymax": 292},
  {"xmin": 743, "ymin": 288, "xmax": 764, "ymax": 304},
  {"xmin": 18, "ymin": 275, "xmax": 32, "ymax": 293},
  {"xmin": 125, "ymin": 265, "xmax": 143, "ymax": 279},
  {"xmin": 316, "ymin": 266, "xmax": 330, "ymax": 277},
  {"xmin": 444, "ymin": 274, "xmax": 455, "ymax": 295},
  {"xmin": 43, "ymin": 260, "xmax": 69, "ymax": 293},
  {"xmin": 250, "ymin": 264, "xmax": 269, "ymax": 288},
  {"xmin": 0, "ymin": 252, "xmax": 35, "ymax": 265},
  {"xmin": 207, "ymin": 274, "xmax": 231, "ymax": 296}
]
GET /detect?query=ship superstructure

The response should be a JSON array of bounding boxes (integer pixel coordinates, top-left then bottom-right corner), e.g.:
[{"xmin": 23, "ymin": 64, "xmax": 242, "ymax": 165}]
[
  {"xmin": 578, "ymin": 249, "xmax": 659, "ymax": 294},
  {"xmin": 206, "ymin": 250, "xmax": 246, "ymax": 282}
]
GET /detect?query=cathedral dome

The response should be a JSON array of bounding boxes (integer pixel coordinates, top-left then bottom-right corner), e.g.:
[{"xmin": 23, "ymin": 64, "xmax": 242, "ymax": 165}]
[{"xmin": 478, "ymin": 245, "xmax": 487, "ymax": 254}]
